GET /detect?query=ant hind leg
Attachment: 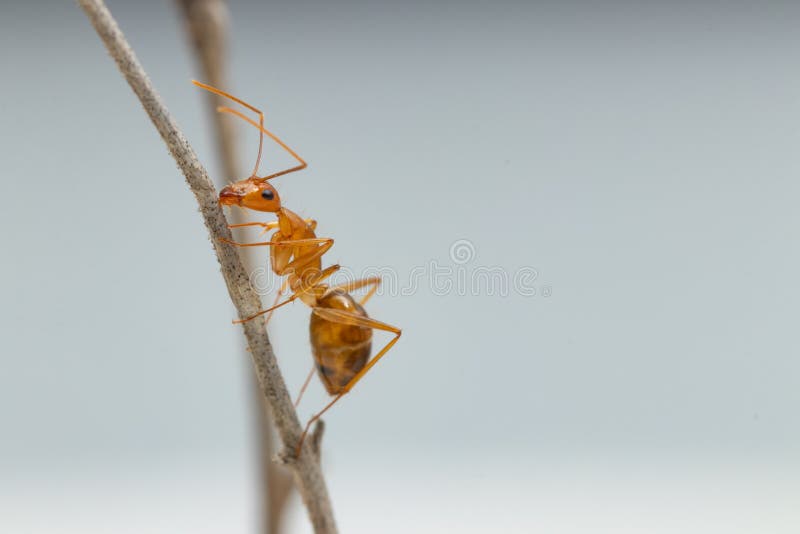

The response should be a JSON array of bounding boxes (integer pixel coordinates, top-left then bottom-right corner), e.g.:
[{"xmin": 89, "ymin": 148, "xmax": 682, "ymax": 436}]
[
  {"xmin": 295, "ymin": 309, "xmax": 401, "ymax": 455},
  {"xmin": 329, "ymin": 276, "xmax": 382, "ymax": 305}
]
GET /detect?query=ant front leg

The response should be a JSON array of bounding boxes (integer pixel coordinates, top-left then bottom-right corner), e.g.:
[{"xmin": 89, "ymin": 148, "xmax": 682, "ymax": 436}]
[
  {"xmin": 296, "ymin": 309, "xmax": 401, "ymax": 455},
  {"xmin": 228, "ymin": 219, "xmax": 315, "ymax": 235},
  {"xmin": 272, "ymin": 238, "xmax": 334, "ymax": 278},
  {"xmin": 221, "ymin": 236, "xmax": 332, "ymax": 249},
  {"xmin": 228, "ymin": 220, "xmax": 279, "ymax": 232}
]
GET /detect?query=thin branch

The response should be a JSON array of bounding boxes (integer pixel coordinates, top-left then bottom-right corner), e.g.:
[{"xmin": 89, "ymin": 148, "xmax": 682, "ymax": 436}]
[
  {"xmin": 175, "ymin": 1, "xmax": 295, "ymax": 532},
  {"xmin": 77, "ymin": 1, "xmax": 337, "ymax": 533}
]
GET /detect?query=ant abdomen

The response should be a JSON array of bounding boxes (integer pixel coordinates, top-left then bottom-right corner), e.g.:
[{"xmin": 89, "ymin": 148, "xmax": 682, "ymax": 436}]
[{"xmin": 310, "ymin": 290, "xmax": 373, "ymax": 395}]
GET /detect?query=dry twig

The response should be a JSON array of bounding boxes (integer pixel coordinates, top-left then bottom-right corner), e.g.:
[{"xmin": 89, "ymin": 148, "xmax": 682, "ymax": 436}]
[
  {"xmin": 175, "ymin": 2, "xmax": 295, "ymax": 532},
  {"xmin": 77, "ymin": 1, "xmax": 337, "ymax": 532}
]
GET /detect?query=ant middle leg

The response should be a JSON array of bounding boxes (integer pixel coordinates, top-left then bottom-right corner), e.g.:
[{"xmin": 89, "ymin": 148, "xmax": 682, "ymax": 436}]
[
  {"xmin": 294, "ymin": 365, "xmax": 316, "ymax": 408},
  {"xmin": 264, "ymin": 276, "xmax": 291, "ymax": 327},
  {"xmin": 233, "ymin": 264, "xmax": 341, "ymax": 324}
]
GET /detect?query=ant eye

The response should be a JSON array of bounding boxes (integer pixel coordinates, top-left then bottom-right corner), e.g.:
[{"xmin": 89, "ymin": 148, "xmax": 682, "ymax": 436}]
[{"xmin": 261, "ymin": 190, "xmax": 274, "ymax": 200}]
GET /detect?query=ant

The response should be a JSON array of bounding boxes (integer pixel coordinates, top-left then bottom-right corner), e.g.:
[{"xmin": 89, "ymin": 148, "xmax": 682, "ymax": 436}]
[{"xmin": 193, "ymin": 81, "xmax": 402, "ymax": 454}]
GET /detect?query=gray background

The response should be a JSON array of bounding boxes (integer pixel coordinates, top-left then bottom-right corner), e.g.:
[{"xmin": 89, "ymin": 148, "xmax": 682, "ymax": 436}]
[{"xmin": 1, "ymin": 1, "xmax": 799, "ymax": 532}]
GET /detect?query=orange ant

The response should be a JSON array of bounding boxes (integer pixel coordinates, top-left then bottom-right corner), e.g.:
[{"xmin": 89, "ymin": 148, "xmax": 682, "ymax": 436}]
[{"xmin": 193, "ymin": 81, "xmax": 402, "ymax": 454}]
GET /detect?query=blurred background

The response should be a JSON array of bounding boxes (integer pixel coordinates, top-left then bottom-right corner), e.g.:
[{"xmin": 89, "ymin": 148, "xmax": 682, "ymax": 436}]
[{"xmin": 2, "ymin": 1, "xmax": 800, "ymax": 532}]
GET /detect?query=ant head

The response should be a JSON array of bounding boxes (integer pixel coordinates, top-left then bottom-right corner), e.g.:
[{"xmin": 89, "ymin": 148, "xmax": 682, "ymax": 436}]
[{"xmin": 219, "ymin": 177, "xmax": 282, "ymax": 212}]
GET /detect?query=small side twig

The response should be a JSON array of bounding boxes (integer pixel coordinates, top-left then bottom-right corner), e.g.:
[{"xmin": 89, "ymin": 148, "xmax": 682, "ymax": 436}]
[
  {"xmin": 77, "ymin": 1, "xmax": 337, "ymax": 533},
  {"xmin": 175, "ymin": 2, "xmax": 295, "ymax": 532}
]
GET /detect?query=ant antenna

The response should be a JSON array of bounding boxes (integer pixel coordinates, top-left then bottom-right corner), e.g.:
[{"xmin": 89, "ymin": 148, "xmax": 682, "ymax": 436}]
[
  {"xmin": 216, "ymin": 107, "xmax": 307, "ymax": 181},
  {"xmin": 192, "ymin": 80, "xmax": 264, "ymax": 178}
]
